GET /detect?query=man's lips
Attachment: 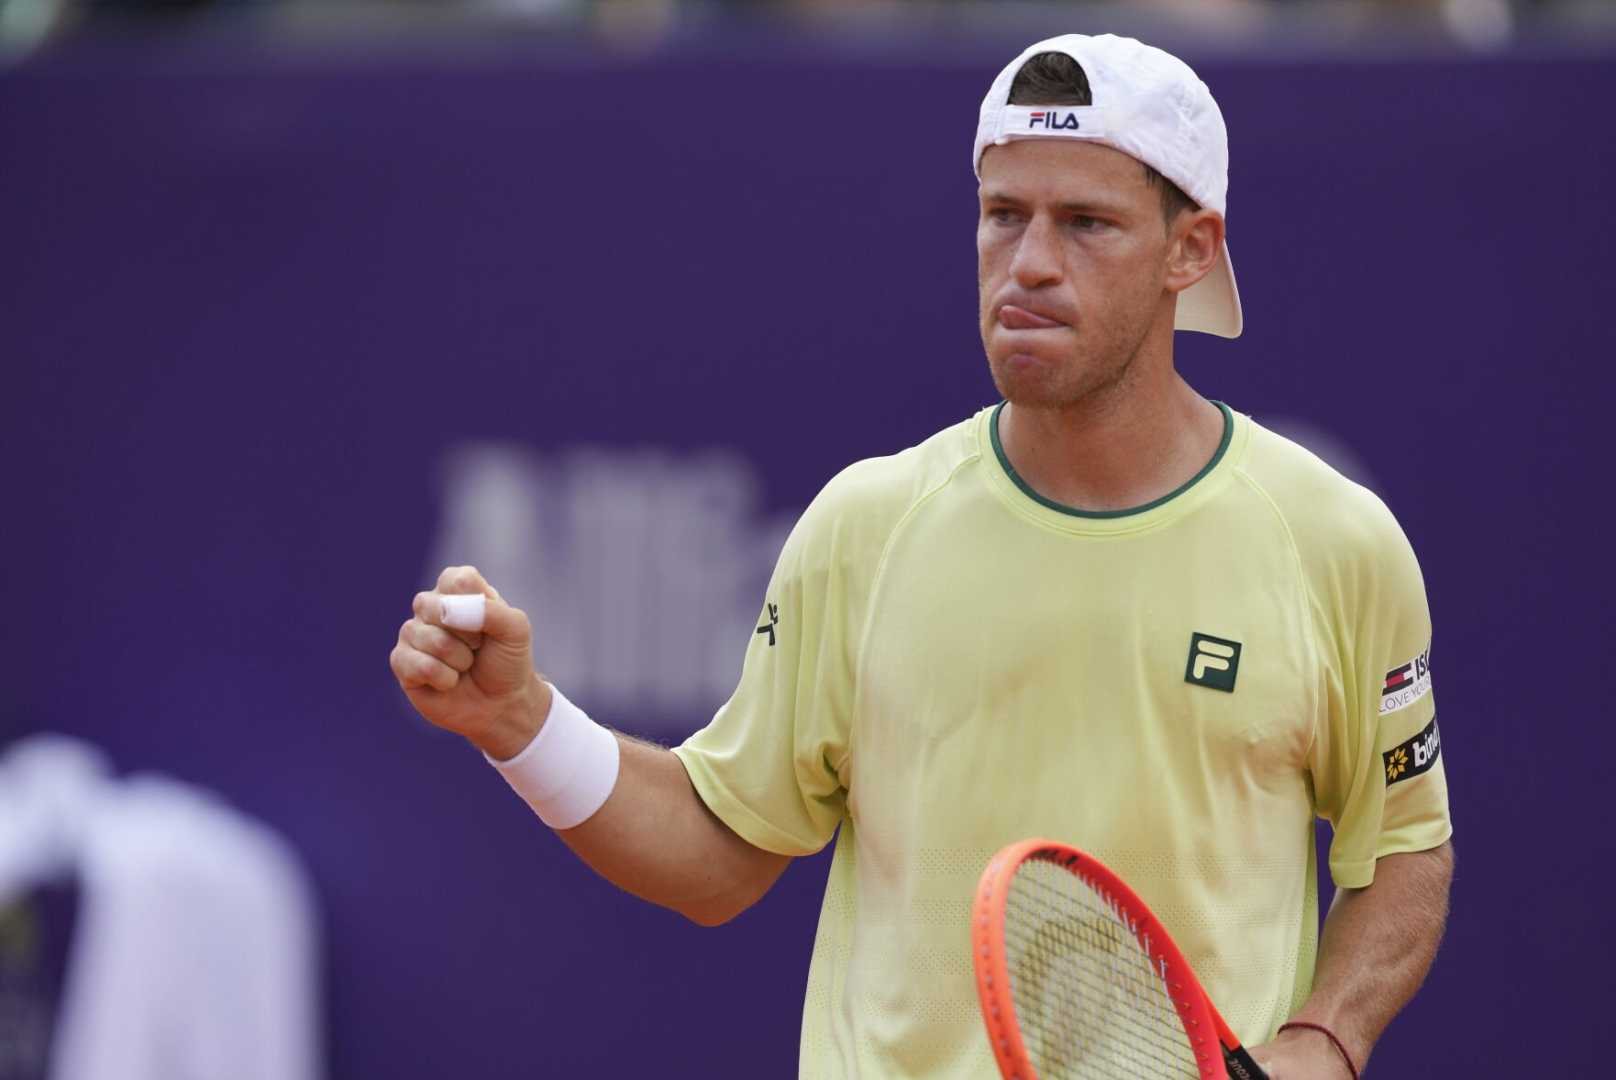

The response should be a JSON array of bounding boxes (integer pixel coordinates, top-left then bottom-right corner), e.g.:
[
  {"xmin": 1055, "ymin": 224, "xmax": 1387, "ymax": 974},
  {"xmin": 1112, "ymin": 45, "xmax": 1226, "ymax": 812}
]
[{"xmin": 997, "ymin": 304, "xmax": 1066, "ymax": 330}]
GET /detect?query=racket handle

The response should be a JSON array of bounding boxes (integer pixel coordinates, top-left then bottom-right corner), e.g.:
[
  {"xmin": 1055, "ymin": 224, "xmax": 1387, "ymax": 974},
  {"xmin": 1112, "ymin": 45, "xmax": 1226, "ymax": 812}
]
[{"xmin": 1224, "ymin": 1045, "xmax": 1269, "ymax": 1080}]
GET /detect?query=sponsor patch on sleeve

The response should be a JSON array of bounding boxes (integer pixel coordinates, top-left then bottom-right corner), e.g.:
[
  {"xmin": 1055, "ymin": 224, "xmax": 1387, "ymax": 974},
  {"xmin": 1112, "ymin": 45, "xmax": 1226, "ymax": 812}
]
[
  {"xmin": 1383, "ymin": 716, "xmax": 1441, "ymax": 785},
  {"xmin": 1379, "ymin": 643, "xmax": 1432, "ymax": 716}
]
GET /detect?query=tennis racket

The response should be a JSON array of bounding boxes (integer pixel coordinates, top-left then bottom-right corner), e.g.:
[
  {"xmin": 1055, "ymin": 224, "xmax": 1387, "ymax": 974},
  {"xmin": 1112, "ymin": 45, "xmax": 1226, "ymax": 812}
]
[{"xmin": 973, "ymin": 838, "xmax": 1268, "ymax": 1080}]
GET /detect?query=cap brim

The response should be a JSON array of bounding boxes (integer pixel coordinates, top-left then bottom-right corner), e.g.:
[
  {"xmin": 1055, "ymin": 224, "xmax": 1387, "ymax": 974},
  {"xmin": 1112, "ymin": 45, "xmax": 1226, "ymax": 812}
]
[{"xmin": 1174, "ymin": 239, "xmax": 1242, "ymax": 339}]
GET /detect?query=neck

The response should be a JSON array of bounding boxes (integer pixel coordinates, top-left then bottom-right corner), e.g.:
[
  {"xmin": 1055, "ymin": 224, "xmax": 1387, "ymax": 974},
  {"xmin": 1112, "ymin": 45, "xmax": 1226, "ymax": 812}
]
[{"xmin": 997, "ymin": 335, "xmax": 1225, "ymax": 514}]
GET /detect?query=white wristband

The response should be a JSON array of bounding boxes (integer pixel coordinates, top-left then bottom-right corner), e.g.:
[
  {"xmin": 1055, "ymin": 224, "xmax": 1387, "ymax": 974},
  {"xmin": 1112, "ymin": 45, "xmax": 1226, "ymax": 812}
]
[{"xmin": 485, "ymin": 683, "xmax": 620, "ymax": 830}]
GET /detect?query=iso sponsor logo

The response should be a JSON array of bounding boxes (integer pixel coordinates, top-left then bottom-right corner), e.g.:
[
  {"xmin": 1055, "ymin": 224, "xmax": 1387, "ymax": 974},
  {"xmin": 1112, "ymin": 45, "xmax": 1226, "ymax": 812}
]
[{"xmin": 1379, "ymin": 642, "xmax": 1434, "ymax": 715}]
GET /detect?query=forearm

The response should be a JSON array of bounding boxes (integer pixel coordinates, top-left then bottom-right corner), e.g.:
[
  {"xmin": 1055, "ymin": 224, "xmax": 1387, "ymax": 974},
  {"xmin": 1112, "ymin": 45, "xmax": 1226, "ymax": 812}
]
[
  {"xmin": 465, "ymin": 674, "xmax": 791, "ymax": 926},
  {"xmin": 1289, "ymin": 841, "xmax": 1455, "ymax": 1072},
  {"xmin": 554, "ymin": 735, "xmax": 791, "ymax": 926}
]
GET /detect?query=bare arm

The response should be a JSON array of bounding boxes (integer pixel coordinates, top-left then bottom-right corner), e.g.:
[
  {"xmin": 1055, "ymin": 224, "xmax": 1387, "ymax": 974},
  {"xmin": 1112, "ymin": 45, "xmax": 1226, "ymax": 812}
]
[
  {"xmin": 554, "ymin": 734, "xmax": 791, "ymax": 925},
  {"xmin": 390, "ymin": 566, "xmax": 790, "ymax": 927},
  {"xmin": 1252, "ymin": 841, "xmax": 1455, "ymax": 1077}
]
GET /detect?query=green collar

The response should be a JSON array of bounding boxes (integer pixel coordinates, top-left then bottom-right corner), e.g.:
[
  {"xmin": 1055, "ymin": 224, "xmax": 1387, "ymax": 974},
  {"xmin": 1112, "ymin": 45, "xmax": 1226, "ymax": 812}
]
[{"xmin": 988, "ymin": 400, "xmax": 1235, "ymax": 520}]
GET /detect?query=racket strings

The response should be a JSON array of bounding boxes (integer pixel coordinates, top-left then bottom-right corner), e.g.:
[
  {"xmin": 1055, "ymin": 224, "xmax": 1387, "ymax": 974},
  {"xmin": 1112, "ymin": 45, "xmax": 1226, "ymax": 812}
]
[{"xmin": 1003, "ymin": 859, "xmax": 1202, "ymax": 1079}]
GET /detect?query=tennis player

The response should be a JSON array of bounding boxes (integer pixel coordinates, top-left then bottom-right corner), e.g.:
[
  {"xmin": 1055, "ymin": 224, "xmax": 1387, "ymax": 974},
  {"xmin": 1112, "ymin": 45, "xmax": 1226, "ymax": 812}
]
[{"xmin": 391, "ymin": 33, "xmax": 1453, "ymax": 1079}]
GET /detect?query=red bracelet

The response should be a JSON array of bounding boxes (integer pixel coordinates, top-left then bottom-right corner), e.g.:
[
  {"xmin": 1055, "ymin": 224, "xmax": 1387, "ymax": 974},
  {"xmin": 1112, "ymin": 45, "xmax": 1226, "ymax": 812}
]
[{"xmin": 1277, "ymin": 1021, "xmax": 1359, "ymax": 1080}]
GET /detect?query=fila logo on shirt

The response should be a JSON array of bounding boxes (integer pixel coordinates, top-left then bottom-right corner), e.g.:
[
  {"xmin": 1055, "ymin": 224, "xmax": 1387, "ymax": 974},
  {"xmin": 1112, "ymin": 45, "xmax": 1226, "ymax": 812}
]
[
  {"xmin": 1380, "ymin": 643, "xmax": 1433, "ymax": 716},
  {"xmin": 1027, "ymin": 110, "xmax": 1083, "ymax": 131},
  {"xmin": 1383, "ymin": 716, "xmax": 1441, "ymax": 786},
  {"xmin": 1184, "ymin": 632, "xmax": 1242, "ymax": 693}
]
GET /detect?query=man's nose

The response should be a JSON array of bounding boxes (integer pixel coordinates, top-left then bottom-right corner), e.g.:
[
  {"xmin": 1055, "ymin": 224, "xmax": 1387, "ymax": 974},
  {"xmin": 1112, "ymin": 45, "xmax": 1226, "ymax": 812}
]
[{"xmin": 1008, "ymin": 214, "xmax": 1063, "ymax": 289}]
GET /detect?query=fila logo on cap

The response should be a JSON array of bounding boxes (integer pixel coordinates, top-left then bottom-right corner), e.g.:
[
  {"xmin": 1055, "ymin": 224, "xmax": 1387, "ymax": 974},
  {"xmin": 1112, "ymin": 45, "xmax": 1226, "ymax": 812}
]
[
  {"xmin": 1026, "ymin": 110, "xmax": 1082, "ymax": 131},
  {"xmin": 1185, "ymin": 632, "xmax": 1242, "ymax": 693}
]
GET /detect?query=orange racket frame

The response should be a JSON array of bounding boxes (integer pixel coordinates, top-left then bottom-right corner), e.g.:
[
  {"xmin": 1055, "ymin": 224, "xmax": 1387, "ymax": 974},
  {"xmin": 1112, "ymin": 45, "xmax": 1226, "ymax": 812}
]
[{"xmin": 972, "ymin": 838, "xmax": 1267, "ymax": 1080}]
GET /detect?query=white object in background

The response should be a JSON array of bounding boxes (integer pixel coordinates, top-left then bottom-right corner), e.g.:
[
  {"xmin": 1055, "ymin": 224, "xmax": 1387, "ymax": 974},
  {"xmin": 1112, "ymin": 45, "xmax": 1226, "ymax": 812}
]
[
  {"xmin": 428, "ymin": 444, "xmax": 797, "ymax": 725},
  {"xmin": 0, "ymin": 736, "xmax": 323, "ymax": 1080}
]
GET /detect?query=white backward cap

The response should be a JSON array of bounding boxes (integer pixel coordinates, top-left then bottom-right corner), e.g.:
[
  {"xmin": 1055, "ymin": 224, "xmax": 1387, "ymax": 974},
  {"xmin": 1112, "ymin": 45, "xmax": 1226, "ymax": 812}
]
[{"xmin": 973, "ymin": 33, "xmax": 1243, "ymax": 339}]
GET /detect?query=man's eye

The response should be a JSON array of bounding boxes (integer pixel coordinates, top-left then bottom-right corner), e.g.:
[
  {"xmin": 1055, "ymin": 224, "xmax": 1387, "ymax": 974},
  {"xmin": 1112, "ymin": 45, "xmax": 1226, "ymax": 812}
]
[
  {"xmin": 986, "ymin": 207, "xmax": 1019, "ymax": 224},
  {"xmin": 1072, "ymin": 215, "xmax": 1104, "ymax": 231}
]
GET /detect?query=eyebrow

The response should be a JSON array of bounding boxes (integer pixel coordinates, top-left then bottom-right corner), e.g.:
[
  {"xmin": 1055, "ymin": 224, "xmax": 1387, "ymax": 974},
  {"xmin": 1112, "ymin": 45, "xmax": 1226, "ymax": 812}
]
[{"xmin": 979, "ymin": 190, "xmax": 1129, "ymax": 215}]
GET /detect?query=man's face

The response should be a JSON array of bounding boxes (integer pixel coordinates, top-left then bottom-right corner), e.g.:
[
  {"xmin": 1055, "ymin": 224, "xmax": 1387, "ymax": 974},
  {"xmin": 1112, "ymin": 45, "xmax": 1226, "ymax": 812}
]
[{"xmin": 977, "ymin": 139, "xmax": 1176, "ymax": 409}]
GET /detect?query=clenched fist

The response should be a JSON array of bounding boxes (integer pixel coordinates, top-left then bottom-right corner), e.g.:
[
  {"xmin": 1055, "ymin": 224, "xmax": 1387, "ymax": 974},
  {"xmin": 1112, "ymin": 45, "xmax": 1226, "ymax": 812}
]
[{"xmin": 390, "ymin": 566, "xmax": 552, "ymax": 760}]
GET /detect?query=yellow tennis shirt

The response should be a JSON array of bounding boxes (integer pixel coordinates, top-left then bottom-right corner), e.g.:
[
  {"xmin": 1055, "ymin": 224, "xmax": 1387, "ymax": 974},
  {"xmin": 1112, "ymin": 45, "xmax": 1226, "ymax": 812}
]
[{"xmin": 672, "ymin": 402, "xmax": 1451, "ymax": 1078}]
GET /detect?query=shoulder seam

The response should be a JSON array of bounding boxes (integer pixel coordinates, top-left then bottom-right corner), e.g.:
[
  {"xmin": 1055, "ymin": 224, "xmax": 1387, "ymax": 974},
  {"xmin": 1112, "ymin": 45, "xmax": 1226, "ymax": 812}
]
[
  {"xmin": 838, "ymin": 440, "xmax": 982, "ymax": 779},
  {"xmin": 1232, "ymin": 465, "xmax": 1326, "ymax": 766}
]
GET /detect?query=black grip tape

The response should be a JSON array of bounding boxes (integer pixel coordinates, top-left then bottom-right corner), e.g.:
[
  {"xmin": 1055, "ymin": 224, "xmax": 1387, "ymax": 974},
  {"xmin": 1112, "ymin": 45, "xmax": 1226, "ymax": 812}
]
[{"xmin": 1224, "ymin": 1044, "xmax": 1269, "ymax": 1080}]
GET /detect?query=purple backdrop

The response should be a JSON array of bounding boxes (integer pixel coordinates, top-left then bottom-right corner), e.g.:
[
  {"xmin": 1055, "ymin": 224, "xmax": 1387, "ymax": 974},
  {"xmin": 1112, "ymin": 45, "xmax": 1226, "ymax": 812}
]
[{"xmin": 2, "ymin": 31, "xmax": 1608, "ymax": 1077}]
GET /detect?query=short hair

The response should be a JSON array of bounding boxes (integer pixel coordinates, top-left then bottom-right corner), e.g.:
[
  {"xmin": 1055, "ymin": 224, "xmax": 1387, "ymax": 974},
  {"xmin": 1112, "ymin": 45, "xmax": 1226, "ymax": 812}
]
[{"xmin": 1006, "ymin": 51, "xmax": 1199, "ymax": 226}]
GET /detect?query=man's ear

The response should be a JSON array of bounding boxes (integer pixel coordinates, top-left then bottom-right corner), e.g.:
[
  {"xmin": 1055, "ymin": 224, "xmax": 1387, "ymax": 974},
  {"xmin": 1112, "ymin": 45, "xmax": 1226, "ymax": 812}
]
[{"xmin": 1165, "ymin": 209, "xmax": 1225, "ymax": 295}]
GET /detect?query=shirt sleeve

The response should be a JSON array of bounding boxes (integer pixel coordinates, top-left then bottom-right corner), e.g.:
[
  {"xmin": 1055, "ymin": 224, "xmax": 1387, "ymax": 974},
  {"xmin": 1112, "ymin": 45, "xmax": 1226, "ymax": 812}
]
[
  {"xmin": 1307, "ymin": 486, "xmax": 1452, "ymax": 889},
  {"xmin": 672, "ymin": 464, "xmax": 888, "ymax": 857}
]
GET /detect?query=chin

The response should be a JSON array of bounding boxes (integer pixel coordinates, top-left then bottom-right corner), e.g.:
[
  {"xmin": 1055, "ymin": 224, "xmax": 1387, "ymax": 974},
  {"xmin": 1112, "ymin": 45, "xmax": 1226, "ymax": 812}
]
[{"xmin": 988, "ymin": 349, "xmax": 1077, "ymax": 408}]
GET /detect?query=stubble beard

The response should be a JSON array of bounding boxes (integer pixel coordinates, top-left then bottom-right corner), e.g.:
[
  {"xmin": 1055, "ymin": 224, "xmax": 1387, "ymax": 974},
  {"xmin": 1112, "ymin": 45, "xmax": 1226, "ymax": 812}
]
[{"xmin": 983, "ymin": 313, "xmax": 1152, "ymax": 415}]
